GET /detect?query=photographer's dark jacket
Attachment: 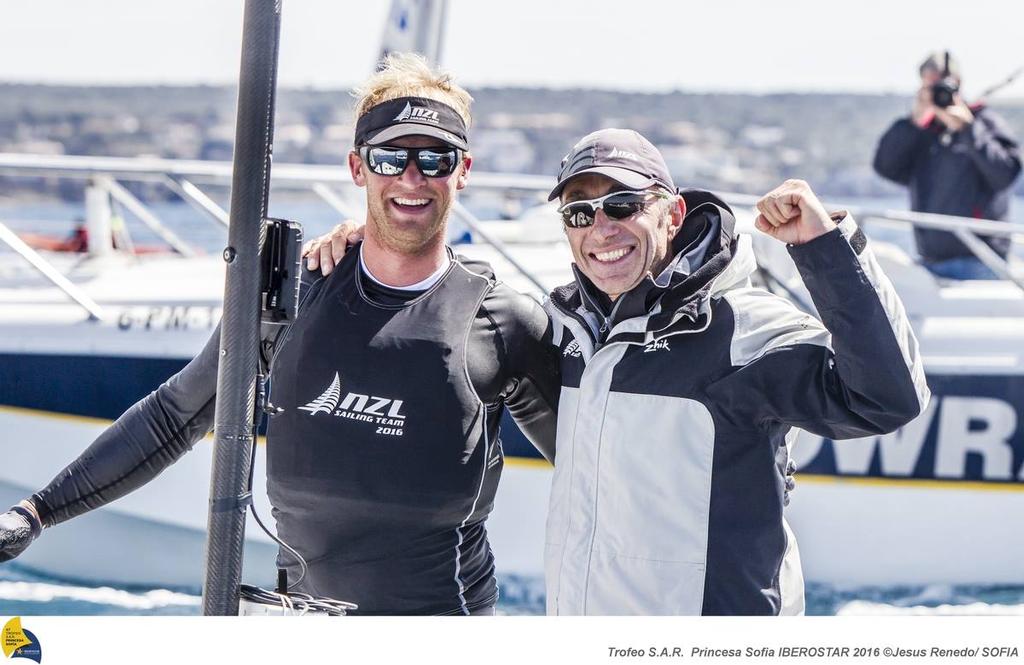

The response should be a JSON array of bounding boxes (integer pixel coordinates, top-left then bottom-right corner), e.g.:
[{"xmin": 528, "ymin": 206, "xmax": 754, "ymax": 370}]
[
  {"xmin": 30, "ymin": 248, "xmax": 560, "ymax": 615},
  {"xmin": 873, "ymin": 105, "xmax": 1021, "ymax": 262},
  {"xmin": 543, "ymin": 191, "xmax": 930, "ymax": 615}
]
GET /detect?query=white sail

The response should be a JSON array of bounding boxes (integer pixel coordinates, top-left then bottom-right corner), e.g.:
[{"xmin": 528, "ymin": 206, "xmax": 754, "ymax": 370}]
[{"xmin": 377, "ymin": 0, "xmax": 449, "ymax": 66}]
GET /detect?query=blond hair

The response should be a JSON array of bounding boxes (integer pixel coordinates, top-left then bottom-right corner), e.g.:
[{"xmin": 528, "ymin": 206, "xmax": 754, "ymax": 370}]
[{"xmin": 353, "ymin": 53, "xmax": 473, "ymax": 126}]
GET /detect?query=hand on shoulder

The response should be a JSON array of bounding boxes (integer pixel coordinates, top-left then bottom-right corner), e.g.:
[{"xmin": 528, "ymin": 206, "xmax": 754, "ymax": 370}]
[{"xmin": 303, "ymin": 219, "xmax": 365, "ymax": 275}]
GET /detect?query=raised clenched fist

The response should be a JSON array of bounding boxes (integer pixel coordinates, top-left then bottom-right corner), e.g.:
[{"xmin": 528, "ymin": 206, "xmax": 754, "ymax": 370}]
[{"xmin": 754, "ymin": 179, "xmax": 837, "ymax": 246}]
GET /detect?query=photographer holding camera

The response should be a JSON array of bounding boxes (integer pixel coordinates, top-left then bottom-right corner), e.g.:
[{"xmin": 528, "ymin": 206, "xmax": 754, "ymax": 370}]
[{"xmin": 873, "ymin": 51, "xmax": 1021, "ymax": 279}]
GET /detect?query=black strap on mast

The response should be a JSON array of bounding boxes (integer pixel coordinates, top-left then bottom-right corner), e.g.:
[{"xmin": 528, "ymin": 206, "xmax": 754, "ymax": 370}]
[{"xmin": 202, "ymin": 0, "xmax": 282, "ymax": 616}]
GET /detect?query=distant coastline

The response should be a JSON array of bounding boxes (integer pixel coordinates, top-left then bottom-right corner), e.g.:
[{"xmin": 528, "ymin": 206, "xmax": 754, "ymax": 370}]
[{"xmin": 2, "ymin": 83, "xmax": 1023, "ymax": 201}]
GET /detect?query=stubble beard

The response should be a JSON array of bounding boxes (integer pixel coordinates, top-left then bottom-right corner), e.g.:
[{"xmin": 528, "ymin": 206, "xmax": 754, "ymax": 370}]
[{"xmin": 368, "ymin": 195, "xmax": 451, "ymax": 255}]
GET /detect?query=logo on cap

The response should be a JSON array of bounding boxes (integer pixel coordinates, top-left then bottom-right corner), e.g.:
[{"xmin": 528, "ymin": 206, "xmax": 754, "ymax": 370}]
[
  {"xmin": 607, "ymin": 147, "xmax": 639, "ymax": 161},
  {"xmin": 393, "ymin": 102, "xmax": 440, "ymax": 124}
]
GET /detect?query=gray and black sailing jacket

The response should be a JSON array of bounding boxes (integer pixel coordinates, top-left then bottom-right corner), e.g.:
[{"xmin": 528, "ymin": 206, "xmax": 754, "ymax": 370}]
[
  {"xmin": 30, "ymin": 248, "xmax": 560, "ymax": 615},
  {"xmin": 543, "ymin": 191, "xmax": 930, "ymax": 615}
]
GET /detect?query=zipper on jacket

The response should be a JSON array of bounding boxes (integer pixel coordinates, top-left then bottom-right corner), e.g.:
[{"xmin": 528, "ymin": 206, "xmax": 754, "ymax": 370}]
[
  {"xmin": 599, "ymin": 295, "xmax": 626, "ymax": 339},
  {"xmin": 558, "ymin": 293, "xmax": 719, "ymax": 613},
  {"xmin": 551, "ymin": 298, "xmax": 599, "ymax": 349}
]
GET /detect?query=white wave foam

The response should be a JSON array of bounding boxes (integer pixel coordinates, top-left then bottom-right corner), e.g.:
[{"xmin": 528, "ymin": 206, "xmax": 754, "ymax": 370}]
[
  {"xmin": 900, "ymin": 584, "xmax": 956, "ymax": 605},
  {"xmin": 0, "ymin": 581, "xmax": 200, "ymax": 609},
  {"xmin": 838, "ymin": 600, "xmax": 1024, "ymax": 616}
]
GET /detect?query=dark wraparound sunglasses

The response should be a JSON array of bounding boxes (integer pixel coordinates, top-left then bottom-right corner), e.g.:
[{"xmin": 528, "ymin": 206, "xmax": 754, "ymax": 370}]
[
  {"xmin": 557, "ymin": 189, "xmax": 673, "ymax": 229},
  {"xmin": 360, "ymin": 145, "xmax": 463, "ymax": 178}
]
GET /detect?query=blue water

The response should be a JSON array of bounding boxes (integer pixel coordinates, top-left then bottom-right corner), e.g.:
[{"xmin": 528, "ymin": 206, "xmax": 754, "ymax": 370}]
[
  {"xmin": 2, "ymin": 195, "xmax": 1023, "ymax": 616},
  {"xmin": 2, "ymin": 564, "xmax": 1022, "ymax": 616}
]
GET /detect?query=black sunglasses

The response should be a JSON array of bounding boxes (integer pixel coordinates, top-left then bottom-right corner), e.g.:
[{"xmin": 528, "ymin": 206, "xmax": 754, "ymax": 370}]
[
  {"xmin": 557, "ymin": 189, "xmax": 672, "ymax": 229},
  {"xmin": 360, "ymin": 145, "xmax": 463, "ymax": 178}
]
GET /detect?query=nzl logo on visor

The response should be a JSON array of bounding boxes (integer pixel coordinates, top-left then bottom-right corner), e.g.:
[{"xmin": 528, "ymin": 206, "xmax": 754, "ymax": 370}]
[
  {"xmin": 393, "ymin": 102, "xmax": 440, "ymax": 124},
  {"xmin": 299, "ymin": 372, "xmax": 407, "ymax": 437}
]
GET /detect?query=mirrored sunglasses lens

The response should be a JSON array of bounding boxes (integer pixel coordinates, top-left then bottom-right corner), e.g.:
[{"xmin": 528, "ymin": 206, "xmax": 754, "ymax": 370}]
[
  {"xmin": 368, "ymin": 148, "xmax": 408, "ymax": 176},
  {"xmin": 561, "ymin": 205, "xmax": 595, "ymax": 228},
  {"xmin": 602, "ymin": 193, "xmax": 647, "ymax": 219},
  {"xmin": 416, "ymin": 150, "xmax": 458, "ymax": 177}
]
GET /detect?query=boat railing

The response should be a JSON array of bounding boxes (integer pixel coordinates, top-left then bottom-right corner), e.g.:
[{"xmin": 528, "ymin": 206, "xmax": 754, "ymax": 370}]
[
  {"xmin": 0, "ymin": 220, "xmax": 107, "ymax": 320},
  {"xmin": 2, "ymin": 153, "xmax": 1022, "ymax": 309},
  {"xmin": 713, "ymin": 190, "xmax": 1024, "ymax": 293},
  {"xmin": 0, "ymin": 153, "xmax": 557, "ymax": 306}
]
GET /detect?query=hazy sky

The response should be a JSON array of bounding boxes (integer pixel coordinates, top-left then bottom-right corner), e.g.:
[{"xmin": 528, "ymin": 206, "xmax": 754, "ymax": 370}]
[{"xmin": 2, "ymin": 0, "xmax": 1022, "ymax": 97}]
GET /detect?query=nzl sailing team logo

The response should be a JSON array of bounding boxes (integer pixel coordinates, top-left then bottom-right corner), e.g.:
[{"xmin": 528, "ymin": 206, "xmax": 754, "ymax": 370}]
[
  {"xmin": 2, "ymin": 618, "xmax": 42, "ymax": 664},
  {"xmin": 393, "ymin": 101, "xmax": 440, "ymax": 124},
  {"xmin": 299, "ymin": 372, "xmax": 407, "ymax": 437}
]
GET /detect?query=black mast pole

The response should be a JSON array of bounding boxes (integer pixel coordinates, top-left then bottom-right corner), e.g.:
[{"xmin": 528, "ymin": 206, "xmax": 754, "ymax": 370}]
[{"xmin": 202, "ymin": 0, "xmax": 282, "ymax": 616}]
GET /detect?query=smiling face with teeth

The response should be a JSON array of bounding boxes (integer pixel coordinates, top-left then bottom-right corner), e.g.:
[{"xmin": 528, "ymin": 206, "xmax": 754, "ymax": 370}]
[
  {"xmin": 561, "ymin": 174, "xmax": 685, "ymax": 301},
  {"xmin": 350, "ymin": 135, "xmax": 471, "ymax": 255}
]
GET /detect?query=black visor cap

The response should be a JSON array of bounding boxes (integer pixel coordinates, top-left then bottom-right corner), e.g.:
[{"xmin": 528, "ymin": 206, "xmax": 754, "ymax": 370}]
[{"xmin": 354, "ymin": 96, "xmax": 469, "ymax": 150}]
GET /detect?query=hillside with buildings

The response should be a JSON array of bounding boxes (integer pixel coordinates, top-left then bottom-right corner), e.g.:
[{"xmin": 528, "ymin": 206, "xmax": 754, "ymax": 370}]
[{"xmin": 2, "ymin": 84, "xmax": 1023, "ymax": 201}]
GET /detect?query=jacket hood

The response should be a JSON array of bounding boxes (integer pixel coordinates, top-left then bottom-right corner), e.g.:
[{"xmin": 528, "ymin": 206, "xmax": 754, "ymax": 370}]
[
  {"xmin": 550, "ymin": 189, "xmax": 756, "ymax": 337},
  {"xmin": 664, "ymin": 188, "xmax": 756, "ymax": 296}
]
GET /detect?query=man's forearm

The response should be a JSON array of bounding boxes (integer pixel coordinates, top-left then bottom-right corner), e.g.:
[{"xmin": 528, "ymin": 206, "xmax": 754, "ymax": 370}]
[
  {"xmin": 33, "ymin": 326, "xmax": 222, "ymax": 527},
  {"xmin": 788, "ymin": 216, "xmax": 930, "ymax": 434},
  {"xmin": 505, "ymin": 376, "xmax": 558, "ymax": 463}
]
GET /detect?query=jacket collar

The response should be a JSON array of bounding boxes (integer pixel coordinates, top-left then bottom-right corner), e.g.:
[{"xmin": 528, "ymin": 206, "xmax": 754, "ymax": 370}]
[{"xmin": 552, "ymin": 189, "xmax": 752, "ymax": 340}]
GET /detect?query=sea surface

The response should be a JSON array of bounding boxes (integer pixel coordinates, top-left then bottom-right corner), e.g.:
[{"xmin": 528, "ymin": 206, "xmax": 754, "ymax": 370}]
[
  {"xmin": 2, "ymin": 194, "xmax": 1023, "ymax": 616},
  {"xmin": 2, "ymin": 564, "xmax": 1023, "ymax": 616}
]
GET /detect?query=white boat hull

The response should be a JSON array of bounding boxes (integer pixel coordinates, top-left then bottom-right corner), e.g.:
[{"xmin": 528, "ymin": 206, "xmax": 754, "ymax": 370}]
[
  {"xmin": 0, "ymin": 404, "xmax": 552, "ymax": 590},
  {"xmin": 1, "ymin": 223, "xmax": 1022, "ymax": 594},
  {"xmin": 785, "ymin": 475, "xmax": 1024, "ymax": 585},
  {"xmin": 0, "ymin": 406, "xmax": 278, "ymax": 589}
]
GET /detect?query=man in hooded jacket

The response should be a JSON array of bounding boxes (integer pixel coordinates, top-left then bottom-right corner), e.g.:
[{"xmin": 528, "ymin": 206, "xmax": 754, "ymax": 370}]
[{"xmin": 543, "ymin": 129, "xmax": 930, "ymax": 615}]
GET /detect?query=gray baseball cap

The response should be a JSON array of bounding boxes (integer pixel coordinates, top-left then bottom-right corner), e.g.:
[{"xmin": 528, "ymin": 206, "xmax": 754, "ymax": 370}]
[{"xmin": 548, "ymin": 128, "xmax": 677, "ymax": 201}]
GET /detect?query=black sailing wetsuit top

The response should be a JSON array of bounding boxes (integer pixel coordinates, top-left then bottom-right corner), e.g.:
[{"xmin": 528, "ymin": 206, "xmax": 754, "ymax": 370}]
[{"xmin": 30, "ymin": 246, "xmax": 560, "ymax": 615}]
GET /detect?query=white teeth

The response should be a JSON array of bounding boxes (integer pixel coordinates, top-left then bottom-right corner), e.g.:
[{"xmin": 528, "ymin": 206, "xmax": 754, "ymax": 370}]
[
  {"xmin": 594, "ymin": 247, "xmax": 631, "ymax": 262},
  {"xmin": 394, "ymin": 198, "xmax": 429, "ymax": 206}
]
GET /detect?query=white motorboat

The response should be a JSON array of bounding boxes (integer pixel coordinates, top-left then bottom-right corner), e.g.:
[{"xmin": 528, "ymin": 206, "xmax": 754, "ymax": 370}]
[{"xmin": 1, "ymin": 153, "xmax": 1022, "ymax": 595}]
